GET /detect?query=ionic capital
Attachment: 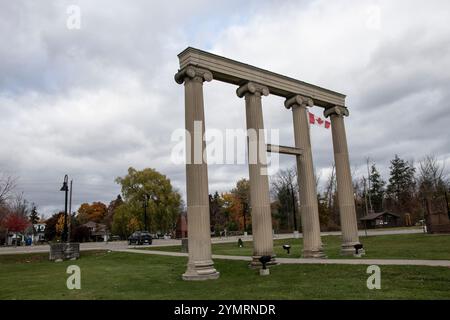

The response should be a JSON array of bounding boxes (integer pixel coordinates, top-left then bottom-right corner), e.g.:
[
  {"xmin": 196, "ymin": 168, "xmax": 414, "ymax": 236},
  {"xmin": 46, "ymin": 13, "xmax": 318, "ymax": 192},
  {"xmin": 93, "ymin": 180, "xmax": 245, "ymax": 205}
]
[
  {"xmin": 174, "ymin": 66, "xmax": 213, "ymax": 84},
  {"xmin": 236, "ymin": 82, "xmax": 269, "ymax": 98},
  {"xmin": 324, "ymin": 106, "xmax": 349, "ymax": 118},
  {"xmin": 284, "ymin": 95, "xmax": 314, "ymax": 110}
]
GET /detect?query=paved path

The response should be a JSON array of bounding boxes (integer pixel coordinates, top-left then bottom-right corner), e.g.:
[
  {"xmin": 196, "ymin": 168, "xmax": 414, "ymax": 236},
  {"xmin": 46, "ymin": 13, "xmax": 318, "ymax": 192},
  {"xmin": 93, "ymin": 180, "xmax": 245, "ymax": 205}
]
[
  {"xmin": 0, "ymin": 228, "xmax": 424, "ymax": 256},
  {"xmin": 118, "ymin": 249, "xmax": 450, "ymax": 268}
]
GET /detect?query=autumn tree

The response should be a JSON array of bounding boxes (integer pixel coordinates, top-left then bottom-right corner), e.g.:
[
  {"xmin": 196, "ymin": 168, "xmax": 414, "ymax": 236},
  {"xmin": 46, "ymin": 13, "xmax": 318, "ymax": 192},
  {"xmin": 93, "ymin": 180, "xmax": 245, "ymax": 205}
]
[
  {"xmin": 112, "ymin": 201, "xmax": 143, "ymax": 238},
  {"xmin": 230, "ymin": 179, "xmax": 251, "ymax": 232},
  {"xmin": 221, "ymin": 192, "xmax": 242, "ymax": 231},
  {"xmin": 77, "ymin": 202, "xmax": 108, "ymax": 224},
  {"xmin": 44, "ymin": 212, "xmax": 63, "ymax": 241},
  {"xmin": 56, "ymin": 214, "xmax": 66, "ymax": 236},
  {"xmin": 113, "ymin": 167, "xmax": 182, "ymax": 236},
  {"xmin": 104, "ymin": 195, "xmax": 123, "ymax": 230}
]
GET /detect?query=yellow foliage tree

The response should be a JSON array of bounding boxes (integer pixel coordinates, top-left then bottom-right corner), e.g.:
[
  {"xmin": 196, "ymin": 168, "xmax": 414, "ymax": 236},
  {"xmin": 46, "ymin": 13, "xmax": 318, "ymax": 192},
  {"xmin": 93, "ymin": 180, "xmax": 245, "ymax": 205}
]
[{"xmin": 56, "ymin": 214, "xmax": 65, "ymax": 236}]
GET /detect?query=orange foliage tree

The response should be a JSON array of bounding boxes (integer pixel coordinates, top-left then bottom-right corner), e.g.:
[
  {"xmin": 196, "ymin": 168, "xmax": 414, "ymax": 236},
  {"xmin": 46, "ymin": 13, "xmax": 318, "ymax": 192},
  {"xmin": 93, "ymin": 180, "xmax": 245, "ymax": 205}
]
[{"xmin": 77, "ymin": 202, "xmax": 107, "ymax": 224}]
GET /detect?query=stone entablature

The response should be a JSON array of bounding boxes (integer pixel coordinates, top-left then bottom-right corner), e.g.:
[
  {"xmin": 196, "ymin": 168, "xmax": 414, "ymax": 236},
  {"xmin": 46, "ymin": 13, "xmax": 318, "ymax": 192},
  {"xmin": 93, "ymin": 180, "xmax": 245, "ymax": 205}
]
[{"xmin": 178, "ymin": 47, "xmax": 346, "ymax": 108}]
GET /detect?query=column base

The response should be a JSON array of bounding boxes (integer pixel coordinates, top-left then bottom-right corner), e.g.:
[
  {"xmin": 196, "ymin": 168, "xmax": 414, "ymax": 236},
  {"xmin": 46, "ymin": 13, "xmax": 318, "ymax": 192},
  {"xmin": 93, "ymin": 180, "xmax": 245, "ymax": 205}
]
[
  {"xmin": 341, "ymin": 242, "xmax": 363, "ymax": 256},
  {"xmin": 302, "ymin": 249, "xmax": 327, "ymax": 259},
  {"xmin": 182, "ymin": 260, "xmax": 220, "ymax": 281},
  {"xmin": 249, "ymin": 255, "xmax": 277, "ymax": 269}
]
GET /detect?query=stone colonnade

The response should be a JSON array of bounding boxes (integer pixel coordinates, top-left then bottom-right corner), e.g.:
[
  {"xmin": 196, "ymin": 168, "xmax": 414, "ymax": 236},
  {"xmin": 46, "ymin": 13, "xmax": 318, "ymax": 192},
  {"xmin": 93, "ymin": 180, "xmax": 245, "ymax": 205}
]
[{"xmin": 175, "ymin": 48, "xmax": 361, "ymax": 280}]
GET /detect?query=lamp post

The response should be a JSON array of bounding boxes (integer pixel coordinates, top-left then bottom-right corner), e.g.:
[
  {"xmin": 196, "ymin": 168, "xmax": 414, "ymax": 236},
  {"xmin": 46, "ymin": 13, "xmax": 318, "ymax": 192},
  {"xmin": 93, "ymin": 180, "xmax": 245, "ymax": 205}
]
[
  {"xmin": 60, "ymin": 175, "xmax": 69, "ymax": 243},
  {"xmin": 143, "ymin": 194, "xmax": 149, "ymax": 232}
]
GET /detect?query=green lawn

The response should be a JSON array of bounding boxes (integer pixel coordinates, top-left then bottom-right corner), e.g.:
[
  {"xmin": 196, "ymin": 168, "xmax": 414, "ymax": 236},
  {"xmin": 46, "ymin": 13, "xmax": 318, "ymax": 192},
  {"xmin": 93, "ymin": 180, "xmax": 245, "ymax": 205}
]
[
  {"xmin": 1, "ymin": 251, "xmax": 450, "ymax": 300},
  {"xmin": 146, "ymin": 233, "xmax": 450, "ymax": 260}
]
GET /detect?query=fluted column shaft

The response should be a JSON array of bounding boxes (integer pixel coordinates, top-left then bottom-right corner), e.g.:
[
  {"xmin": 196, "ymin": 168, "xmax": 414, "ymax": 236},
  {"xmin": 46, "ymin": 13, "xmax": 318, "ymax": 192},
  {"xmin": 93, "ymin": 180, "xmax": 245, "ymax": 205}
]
[
  {"xmin": 175, "ymin": 66, "xmax": 219, "ymax": 280},
  {"xmin": 285, "ymin": 96, "xmax": 325, "ymax": 258},
  {"xmin": 237, "ymin": 82, "xmax": 275, "ymax": 266},
  {"xmin": 324, "ymin": 106, "xmax": 361, "ymax": 255}
]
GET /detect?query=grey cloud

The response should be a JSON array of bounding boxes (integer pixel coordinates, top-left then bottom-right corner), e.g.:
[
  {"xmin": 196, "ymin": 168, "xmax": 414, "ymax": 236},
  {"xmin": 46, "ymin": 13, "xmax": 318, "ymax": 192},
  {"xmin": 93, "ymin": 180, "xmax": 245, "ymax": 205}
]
[{"xmin": 2, "ymin": 0, "xmax": 450, "ymax": 216}]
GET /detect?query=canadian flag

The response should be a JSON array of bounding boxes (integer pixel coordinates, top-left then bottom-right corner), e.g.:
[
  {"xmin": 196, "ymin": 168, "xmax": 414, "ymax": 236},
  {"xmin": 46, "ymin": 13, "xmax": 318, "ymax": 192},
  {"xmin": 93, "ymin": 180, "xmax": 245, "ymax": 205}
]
[{"xmin": 309, "ymin": 112, "xmax": 331, "ymax": 129}]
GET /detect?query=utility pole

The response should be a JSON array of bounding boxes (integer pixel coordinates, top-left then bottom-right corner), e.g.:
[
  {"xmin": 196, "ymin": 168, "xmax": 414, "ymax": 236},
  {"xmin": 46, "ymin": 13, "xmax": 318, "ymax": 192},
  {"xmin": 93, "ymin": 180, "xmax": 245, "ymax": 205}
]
[
  {"xmin": 68, "ymin": 179, "xmax": 73, "ymax": 242},
  {"xmin": 366, "ymin": 157, "xmax": 373, "ymax": 213}
]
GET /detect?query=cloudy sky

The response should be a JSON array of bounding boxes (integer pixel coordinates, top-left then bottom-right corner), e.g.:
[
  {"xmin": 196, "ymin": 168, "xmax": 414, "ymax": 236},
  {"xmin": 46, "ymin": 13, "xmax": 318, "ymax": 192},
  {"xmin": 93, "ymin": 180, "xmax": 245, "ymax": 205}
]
[{"xmin": 1, "ymin": 0, "xmax": 449, "ymax": 217}]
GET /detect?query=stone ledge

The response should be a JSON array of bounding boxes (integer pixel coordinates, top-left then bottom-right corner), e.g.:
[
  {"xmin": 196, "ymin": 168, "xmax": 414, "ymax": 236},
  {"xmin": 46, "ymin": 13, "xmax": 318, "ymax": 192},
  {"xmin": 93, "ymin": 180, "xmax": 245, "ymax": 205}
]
[{"xmin": 49, "ymin": 243, "xmax": 80, "ymax": 261}]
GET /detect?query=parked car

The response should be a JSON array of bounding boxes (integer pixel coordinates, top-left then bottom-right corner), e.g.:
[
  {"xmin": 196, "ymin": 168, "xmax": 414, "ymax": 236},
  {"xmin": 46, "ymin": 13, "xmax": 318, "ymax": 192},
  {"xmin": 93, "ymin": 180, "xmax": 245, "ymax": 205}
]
[{"xmin": 128, "ymin": 231, "xmax": 152, "ymax": 245}]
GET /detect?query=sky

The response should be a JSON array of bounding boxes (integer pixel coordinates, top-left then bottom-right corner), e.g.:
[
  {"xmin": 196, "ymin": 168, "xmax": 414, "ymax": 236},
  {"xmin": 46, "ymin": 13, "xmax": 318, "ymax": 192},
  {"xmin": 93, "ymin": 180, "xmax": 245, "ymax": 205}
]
[{"xmin": 1, "ymin": 0, "xmax": 449, "ymax": 217}]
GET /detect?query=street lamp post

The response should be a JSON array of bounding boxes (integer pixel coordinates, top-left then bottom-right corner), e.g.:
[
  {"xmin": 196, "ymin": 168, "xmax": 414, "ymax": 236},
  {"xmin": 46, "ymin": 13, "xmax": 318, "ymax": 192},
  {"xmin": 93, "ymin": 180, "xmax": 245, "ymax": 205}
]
[
  {"xmin": 143, "ymin": 194, "xmax": 149, "ymax": 232},
  {"xmin": 60, "ymin": 175, "xmax": 69, "ymax": 243}
]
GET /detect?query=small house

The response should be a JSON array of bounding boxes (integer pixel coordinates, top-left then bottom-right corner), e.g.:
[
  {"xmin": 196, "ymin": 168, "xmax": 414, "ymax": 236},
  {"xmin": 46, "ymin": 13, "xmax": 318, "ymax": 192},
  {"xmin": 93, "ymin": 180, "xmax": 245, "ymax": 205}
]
[
  {"xmin": 360, "ymin": 211, "xmax": 401, "ymax": 229},
  {"xmin": 82, "ymin": 221, "xmax": 109, "ymax": 242}
]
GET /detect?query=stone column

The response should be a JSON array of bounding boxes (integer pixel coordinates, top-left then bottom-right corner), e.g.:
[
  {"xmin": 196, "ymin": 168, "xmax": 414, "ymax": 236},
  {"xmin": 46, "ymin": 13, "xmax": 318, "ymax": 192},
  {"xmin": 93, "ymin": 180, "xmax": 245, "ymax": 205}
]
[
  {"xmin": 285, "ymin": 95, "xmax": 325, "ymax": 258},
  {"xmin": 324, "ymin": 106, "xmax": 362, "ymax": 255},
  {"xmin": 175, "ymin": 66, "xmax": 220, "ymax": 280},
  {"xmin": 236, "ymin": 82, "xmax": 275, "ymax": 267}
]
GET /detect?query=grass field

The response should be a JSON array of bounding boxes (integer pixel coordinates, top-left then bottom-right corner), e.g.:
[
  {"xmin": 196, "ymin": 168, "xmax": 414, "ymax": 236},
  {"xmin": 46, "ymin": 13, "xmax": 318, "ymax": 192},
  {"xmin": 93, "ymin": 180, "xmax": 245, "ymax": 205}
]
[
  {"xmin": 1, "ymin": 251, "xmax": 450, "ymax": 300},
  {"xmin": 146, "ymin": 233, "xmax": 450, "ymax": 260}
]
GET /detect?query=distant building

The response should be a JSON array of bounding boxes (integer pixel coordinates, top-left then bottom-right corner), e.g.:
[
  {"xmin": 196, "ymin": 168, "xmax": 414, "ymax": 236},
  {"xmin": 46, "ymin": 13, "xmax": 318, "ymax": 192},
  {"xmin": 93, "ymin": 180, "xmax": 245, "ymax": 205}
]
[
  {"xmin": 360, "ymin": 211, "xmax": 401, "ymax": 229},
  {"xmin": 82, "ymin": 221, "xmax": 109, "ymax": 242},
  {"xmin": 32, "ymin": 223, "xmax": 46, "ymax": 243}
]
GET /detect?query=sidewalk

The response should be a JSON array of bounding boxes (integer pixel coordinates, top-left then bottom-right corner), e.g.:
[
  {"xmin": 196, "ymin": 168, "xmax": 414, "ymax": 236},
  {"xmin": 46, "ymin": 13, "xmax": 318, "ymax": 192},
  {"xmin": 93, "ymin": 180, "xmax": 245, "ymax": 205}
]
[{"xmin": 118, "ymin": 249, "xmax": 450, "ymax": 268}]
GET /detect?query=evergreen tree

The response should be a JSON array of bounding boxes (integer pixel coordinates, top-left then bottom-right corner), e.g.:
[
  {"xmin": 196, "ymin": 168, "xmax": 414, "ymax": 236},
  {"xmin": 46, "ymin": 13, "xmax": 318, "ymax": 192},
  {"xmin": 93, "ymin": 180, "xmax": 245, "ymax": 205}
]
[
  {"xmin": 209, "ymin": 191, "xmax": 225, "ymax": 232},
  {"xmin": 29, "ymin": 205, "xmax": 39, "ymax": 225},
  {"xmin": 368, "ymin": 164, "xmax": 385, "ymax": 212},
  {"xmin": 386, "ymin": 155, "xmax": 416, "ymax": 211}
]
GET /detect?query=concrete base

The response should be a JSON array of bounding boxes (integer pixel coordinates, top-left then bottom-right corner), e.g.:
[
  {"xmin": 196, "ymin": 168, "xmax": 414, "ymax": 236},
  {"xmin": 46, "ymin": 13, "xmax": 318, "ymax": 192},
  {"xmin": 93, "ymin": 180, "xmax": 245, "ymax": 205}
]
[
  {"xmin": 182, "ymin": 271, "xmax": 220, "ymax": 281},
  {"xmin": 354, "ymin": 249, "xmax": 366, "ymax": 258},
  {"xmin": 250, "ymin": 255, "xmax": 277, "ymax": 268},
  {"xmin": 303, "ymin": 249, "xmax": 327, "ymax": 259},
  {"xmin": 259, "ymin": 269, "xmax": 270, "ymax": 276},
  {"xmin": 341, "ymin": 243, "xmax": 362, "ymax": 256},
  {"xmin": 182, "ymin": 260, "xmax": 220, "ymax": 281},
  {"xmin": 49, "ymin": 243, "xmax": 80, "ymax": 261},
  {"xmin": 293, "ymin": 231, "xmax": 300, "ymax": 239}
]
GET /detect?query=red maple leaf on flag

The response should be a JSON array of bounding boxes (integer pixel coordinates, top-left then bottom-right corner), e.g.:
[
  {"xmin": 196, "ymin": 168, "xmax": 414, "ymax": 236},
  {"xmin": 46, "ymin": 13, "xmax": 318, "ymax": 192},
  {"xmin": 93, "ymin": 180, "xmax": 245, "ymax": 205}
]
[
  {"xmin": 308, "ymin": 112, "xmax": 315, "ymax": 124},
  {"xmin": 308, "ymin": 111, "xmax": 331, "ymax": 129}
]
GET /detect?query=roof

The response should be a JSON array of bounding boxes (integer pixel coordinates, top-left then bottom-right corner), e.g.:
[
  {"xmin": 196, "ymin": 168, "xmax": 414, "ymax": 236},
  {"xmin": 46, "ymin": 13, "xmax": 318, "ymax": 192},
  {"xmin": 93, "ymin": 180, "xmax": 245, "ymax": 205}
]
[
  {"xmin": 360, "ymin": 211, "xmax": 401, "ymax": 221},
  {"xmin": 82, "ymin": 221, "xmax": 107, "ymax": 233}
]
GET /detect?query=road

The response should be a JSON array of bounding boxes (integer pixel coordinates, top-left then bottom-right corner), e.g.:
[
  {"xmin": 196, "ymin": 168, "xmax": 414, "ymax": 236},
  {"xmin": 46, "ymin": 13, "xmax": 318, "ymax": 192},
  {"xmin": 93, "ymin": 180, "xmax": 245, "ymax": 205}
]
[{"xmin": 0, "ymin": 228, "xmax": 424, "ymax": 256}]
